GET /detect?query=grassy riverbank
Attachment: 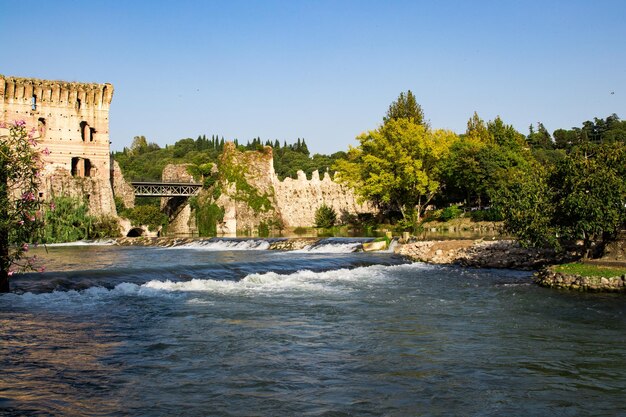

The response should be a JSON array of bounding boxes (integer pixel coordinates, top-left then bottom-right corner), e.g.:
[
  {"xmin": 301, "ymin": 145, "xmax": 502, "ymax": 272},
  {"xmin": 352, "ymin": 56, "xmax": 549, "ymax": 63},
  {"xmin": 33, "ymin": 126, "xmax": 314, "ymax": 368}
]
[{"xmin": 553, "ymin": 262, "xmax": 626, "ymax": 278}]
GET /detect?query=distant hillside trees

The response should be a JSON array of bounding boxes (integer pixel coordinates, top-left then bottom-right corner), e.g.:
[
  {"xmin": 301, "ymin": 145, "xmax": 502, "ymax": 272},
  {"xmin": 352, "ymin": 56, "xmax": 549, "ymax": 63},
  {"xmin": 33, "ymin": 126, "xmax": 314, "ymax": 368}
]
[{"xmin": 114, "ymin": 135, "xmax": 346, "ymax": 183}]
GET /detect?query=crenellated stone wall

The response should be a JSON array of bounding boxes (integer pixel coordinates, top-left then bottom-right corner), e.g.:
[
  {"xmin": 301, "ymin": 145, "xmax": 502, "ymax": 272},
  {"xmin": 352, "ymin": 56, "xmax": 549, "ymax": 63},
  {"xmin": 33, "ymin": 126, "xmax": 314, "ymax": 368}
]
[
  {"xmin": 1, "ymin": 75, "xmax": 116, "ymax": 217},
  {"xmin": 273, "ymin": 169, "xmax": 373, "ymax": 228},
  {"xmin": 163, "ymin": 143, "xmax": 375, "ymax": 235}
]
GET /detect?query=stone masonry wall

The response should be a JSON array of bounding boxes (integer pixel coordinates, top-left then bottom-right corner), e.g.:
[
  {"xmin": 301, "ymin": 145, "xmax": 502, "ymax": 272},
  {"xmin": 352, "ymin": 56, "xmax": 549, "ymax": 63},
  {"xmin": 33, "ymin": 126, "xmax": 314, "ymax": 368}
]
[
  {"xmin": 273, "ymin": 169, "xmax": 373, "ymax": 228},
  {"xmin": 111, "ymin": 160, "xmax": 135, "ymax": 209},
  {"xmin": 163, "ymin": 143, "xmax": 376, "ymax": 234},
  {"xmin": 1, "ymin": 75, "xmax": 116, "ymax": 217},
  {"xmin": 215, "ymin": 143, "xmax": 376, "ymax": 233},
  {"xmin": 161, "ymin": 164, "xmax": 197, "ymax": 236}
]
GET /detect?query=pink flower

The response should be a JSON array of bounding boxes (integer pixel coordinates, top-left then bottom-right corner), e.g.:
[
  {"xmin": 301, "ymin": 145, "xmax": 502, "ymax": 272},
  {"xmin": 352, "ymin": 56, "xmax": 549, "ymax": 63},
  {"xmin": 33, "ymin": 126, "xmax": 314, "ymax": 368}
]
[
  {"xmin": 13, "ymin": 120, "xmax": 26, "ymax": 127},
  {"xmin": 22, "ymin": 243, "xmax": 29, "ymax": 252},
  {"xmin": 38, "ymin": 266, "xmax": 46, "ymax": 273},
  {"xmin": 21, "ymin": 192, "xmax": 35, "ymax": 201},
  {"xmin": 50, "ymin": 202, "xmax": 56, "ymax": 212},
  {"xmin": 42, "ymin": 148, "xmax": 51, "ymax": 156},
  {"xmin": 0, "ymin": 122, "xmax": 6, "ymax": 128},
  {"xmin": 18, "ymin": 220, "xmax": 24, "ymax": 225},
  {"xmin": 29, "ymin": 138, "xmax": 37, "ymax": 146},
  {"xmin": 30, "ymin": 216, "xmax": 35, "ymax": 222},
  {"xmin": 8, "ymin": 271, "xmax": 14, "ymax": 277}
]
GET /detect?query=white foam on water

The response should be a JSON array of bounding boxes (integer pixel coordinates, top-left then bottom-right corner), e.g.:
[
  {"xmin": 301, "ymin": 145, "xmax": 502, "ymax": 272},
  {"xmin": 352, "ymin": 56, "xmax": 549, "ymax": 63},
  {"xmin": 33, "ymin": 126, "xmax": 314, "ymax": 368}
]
[
  {"xmin": 142, "ymin": 262, "xmax": 428, "ymax": 296},
  {"xmin": 2, "ymin": 263, "xmax": 427, "ymax": 306},
  {"xmin": 44, "ymin": 239, "xmax": 117, "ymax": 247},
  {"xmin": 386, "ymin": 239, "xmax": 399, "ymax": 252},
  {"xmin": 2, "ymin": 281, "xmax": 181, "ymax": 308},
  {"xmin": 292, "ymin": 242, "xmax": 363, "ymax": 253},
  {"xmin": 172, "ymin": 239, "xmax": 271, "ymax": 251}
]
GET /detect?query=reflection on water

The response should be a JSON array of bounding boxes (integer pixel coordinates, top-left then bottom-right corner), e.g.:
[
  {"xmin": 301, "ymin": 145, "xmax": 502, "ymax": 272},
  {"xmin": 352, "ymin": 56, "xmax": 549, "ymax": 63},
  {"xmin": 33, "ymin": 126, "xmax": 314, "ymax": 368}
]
[{"xmin": 0, "ymin": 312, "xmax": 123, "ymax": 416}]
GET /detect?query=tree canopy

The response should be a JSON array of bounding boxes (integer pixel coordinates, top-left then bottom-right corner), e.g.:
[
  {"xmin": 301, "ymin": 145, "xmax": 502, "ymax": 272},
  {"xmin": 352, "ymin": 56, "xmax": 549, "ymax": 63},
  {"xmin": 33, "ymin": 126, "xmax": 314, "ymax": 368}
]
[
  {"xmin": 383, "ymin": 90, "xmax": 426, "ymax": 126},
  {"xmin": 335, "ymin": 113, "xmax": 457, "ymax": 222},
  {"xmin": 494, "ymin": 142, "xmax": 626, "ymax": 255}
]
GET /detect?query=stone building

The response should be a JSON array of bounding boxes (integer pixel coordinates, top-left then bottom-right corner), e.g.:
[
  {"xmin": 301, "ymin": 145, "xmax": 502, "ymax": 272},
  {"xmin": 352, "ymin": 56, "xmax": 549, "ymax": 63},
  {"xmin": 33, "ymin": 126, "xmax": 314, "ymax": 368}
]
[{"xmin": 0, "ymin": 75, "xmax": 117, "ymax": 215}]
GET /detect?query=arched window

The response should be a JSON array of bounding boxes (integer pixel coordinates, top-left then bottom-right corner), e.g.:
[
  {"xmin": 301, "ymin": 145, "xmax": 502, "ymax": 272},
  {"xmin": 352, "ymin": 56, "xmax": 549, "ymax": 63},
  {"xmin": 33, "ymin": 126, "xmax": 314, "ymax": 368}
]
[{"xmin": 31, "ymin": 95, "xmax": 37, "ymax": 111}]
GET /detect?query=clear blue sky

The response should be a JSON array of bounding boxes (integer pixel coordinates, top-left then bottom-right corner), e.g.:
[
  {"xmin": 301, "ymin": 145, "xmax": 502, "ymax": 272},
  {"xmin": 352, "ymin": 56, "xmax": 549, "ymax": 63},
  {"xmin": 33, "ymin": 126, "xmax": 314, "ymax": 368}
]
[{"xmin": 2, "ymin": 0, "xmax": 625, "ymax": 154}]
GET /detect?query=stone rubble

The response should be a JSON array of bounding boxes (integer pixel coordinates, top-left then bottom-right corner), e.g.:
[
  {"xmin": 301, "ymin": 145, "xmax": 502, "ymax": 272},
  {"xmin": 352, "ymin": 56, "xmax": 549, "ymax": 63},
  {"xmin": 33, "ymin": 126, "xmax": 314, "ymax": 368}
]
[
  {"xmin": 395, "ymin": 239, "xmax": 564, "ymax": 270},
  {"xmin": 534, "ymin": 269, "xmax": 626, "ymax": 292}
]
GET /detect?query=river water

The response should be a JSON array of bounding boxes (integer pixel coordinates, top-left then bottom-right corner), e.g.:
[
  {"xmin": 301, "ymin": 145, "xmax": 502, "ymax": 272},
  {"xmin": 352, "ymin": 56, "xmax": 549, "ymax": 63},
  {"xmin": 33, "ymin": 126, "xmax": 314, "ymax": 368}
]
[{"xmin": 1, "ymin": 239, "xmax": 624, "ymax": 416}]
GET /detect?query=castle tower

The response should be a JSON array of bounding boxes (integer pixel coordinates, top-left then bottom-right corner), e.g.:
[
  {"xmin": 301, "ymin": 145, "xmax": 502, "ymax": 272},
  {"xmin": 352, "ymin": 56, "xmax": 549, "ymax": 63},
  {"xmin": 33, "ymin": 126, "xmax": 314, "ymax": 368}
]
[
  {"xmin": 0, "ymin": 75, "xmax": 113, "ymax": 180},
  {"xmin": 0, "ymin": 75, "xmax": 117, "ymax": 216}
]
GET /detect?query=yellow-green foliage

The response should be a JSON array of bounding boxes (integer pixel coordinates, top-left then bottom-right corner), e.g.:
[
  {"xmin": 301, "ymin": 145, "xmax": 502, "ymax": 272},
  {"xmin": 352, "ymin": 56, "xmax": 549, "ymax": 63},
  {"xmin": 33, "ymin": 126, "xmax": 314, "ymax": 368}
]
[{"xmin": 335, "ymin": 118, "xmax": 457, "ymax": 222}]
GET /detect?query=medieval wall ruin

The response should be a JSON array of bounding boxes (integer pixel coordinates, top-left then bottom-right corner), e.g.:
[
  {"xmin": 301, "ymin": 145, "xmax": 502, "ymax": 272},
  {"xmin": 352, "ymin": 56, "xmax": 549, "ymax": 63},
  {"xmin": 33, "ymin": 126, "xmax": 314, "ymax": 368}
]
[
  {"xmin": 273, "ymin": 170, "xmax": 373, "ymax": 228},
  {"xmin": 0, "ymin": 75, "xmax": 117, "ymax": 215},
  {"xmin": 163, "ymin": 143, "xmax": 374, "ymax": 235}
]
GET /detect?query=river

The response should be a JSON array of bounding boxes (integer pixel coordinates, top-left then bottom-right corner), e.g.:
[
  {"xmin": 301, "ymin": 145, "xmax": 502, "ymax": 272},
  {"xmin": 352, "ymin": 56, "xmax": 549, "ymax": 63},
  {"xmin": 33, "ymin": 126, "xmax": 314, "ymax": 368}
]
[{"xmin": 1, "ymin": 239, "xmax": 624, "ymax": 416}]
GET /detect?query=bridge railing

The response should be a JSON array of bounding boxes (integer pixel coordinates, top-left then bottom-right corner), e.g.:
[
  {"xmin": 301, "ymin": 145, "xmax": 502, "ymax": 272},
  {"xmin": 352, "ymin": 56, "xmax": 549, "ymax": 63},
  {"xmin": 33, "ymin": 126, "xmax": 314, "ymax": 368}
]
[{"xmin": 131, "ymin": 182, "xmax": 203, "ymax": 197}]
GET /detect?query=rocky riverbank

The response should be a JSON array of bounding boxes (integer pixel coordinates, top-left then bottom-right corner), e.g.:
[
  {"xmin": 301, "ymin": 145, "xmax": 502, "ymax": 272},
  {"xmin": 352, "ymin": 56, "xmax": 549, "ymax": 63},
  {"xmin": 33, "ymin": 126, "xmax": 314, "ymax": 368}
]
[
  {"xmin": 395, "ymin": 239, "xmax": 566, "ymax": 270},
  {"xmin": 534, "ymin": 268, "xmax": 626, "ymax": 292}
]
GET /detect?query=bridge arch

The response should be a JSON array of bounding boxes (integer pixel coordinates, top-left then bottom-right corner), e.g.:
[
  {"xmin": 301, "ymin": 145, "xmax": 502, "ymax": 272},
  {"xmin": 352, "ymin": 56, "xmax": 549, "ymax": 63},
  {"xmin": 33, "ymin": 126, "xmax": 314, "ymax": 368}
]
[{"xmin": 126, "ymin": 227, "xmax": 144, "ymax": 237}]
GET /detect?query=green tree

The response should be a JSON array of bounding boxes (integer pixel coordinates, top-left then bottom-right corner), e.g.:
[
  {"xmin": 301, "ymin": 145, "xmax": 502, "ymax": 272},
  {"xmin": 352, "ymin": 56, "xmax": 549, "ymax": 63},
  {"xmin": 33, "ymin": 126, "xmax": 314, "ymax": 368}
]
[
  {"xmin": 383, "ymin": 90, "xmax": 426, "ymax": 126},
  {"xmin": 441, "ymin": 114, "xmax": 530, "ymax": 207},
  {"xmin": 314, "ymin": 204, "xmax": 338, "ymax": 228},
  {"xmin": 493, "ymin": 165, "xmax": 559, "ymax": 249},
  {"xmin": 527, "ymin": 123, "xmax": 554, "ymax": 149},
  {"xmin": 130, "ymin": 135, "xmax": 149, "ymax": 155},
  {"xmin": 123, "ymin": 205, "xmax": 168, "ymax": 232},
  {"xmin": 494, "ymin": 142, "xmax": 626, "ymax": 256},
  {"xmin": 335, "ymin": 118, "xmax": 457, "ymax": 223},
  {"xmin": 0, "ymin": 120, "xmax": 45, "ymax": 292},
  {"xmin": 552, "ymin": 143, "xmax": 626, "ymax": 256}
]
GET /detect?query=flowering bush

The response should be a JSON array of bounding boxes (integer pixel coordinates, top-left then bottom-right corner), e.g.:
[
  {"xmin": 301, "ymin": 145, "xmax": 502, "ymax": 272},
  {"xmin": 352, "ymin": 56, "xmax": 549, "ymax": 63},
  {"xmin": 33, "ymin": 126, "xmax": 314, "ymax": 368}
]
[{"xmin": 0, "ymin": 120, "xmax": 46, "ymax": 292}]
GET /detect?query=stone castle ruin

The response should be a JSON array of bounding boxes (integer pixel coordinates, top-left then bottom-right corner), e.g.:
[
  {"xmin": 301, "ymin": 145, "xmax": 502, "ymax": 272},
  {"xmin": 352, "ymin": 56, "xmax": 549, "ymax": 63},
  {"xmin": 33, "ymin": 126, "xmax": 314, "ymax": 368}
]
[
  {"xmin": 165, "ymin": 143, "xmax": 374, "ymax": 236},
  {"xmin": 0, "ymin": 75, "xmax": 117, "ymax": 216},
  {"xmin": 1, "ymin": 74, "xmax": 374, "ymax": 237}
]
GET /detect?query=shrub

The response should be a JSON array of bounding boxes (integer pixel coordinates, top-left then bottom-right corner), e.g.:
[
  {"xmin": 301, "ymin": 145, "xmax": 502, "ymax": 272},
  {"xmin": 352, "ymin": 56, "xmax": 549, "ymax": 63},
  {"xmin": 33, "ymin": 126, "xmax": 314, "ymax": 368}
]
[
  {"xmin": 470, "ymin": 208, "xmax": 503, "ymax": 222},
  {"xmin": 314, "ymin": 204, "xmax": 337, "ymax": 229},
  {"xmin": 124, "ymin": 205, "xmax": 168, "ymax": 232},
  {"xmin": 40, "ymin": 196, "xmax": 120, "ymax": 242},
  {"xmin": 189, "ymin": 197, "xmax": 224, "ymax": 237},
  {"xmin": 439, "ymin": 205, "xmax": 463, "ymax": 222}
]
